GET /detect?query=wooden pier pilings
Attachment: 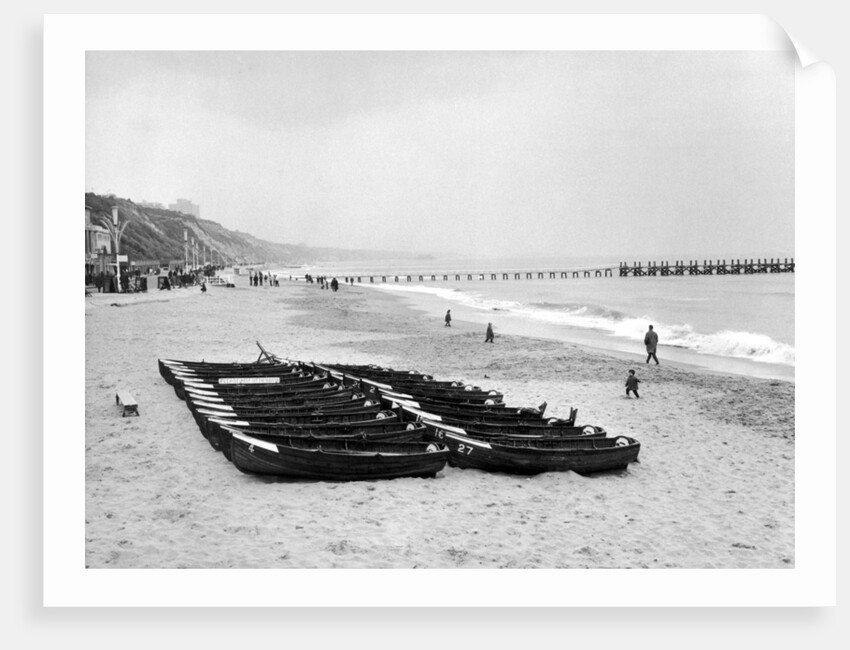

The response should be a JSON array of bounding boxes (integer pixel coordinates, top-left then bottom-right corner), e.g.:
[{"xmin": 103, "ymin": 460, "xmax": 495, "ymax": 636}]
[
  {"xmin": 326, "ymin": 257, "xmax": 794, "ymax": 284},
  {"xmin": 618, "ymin": 258, "xmax": 795, "ymax": 277},
  {"xmin": 343, "ymin": 267, "xmax": 617, "ymax": 284}
]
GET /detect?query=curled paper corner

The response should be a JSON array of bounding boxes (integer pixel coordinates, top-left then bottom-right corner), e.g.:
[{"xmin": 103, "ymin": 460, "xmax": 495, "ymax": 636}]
[
  {"xmin": 786, "ymin": 31, "xmax": 824, "ymax": 68},
  {"xmin": 764, "ymin": 16, "xmax": 824, "ymax": 68}
]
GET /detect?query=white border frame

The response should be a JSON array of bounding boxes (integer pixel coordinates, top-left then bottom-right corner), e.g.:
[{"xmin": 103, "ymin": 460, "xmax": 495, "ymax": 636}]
[{"xmin": 44, "ymin": 13, "xmax": 835, "ymax": 607}]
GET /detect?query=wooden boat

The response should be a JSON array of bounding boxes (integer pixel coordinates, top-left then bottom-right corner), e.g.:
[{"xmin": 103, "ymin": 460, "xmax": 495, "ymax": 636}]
[
  {"xmin": 163, "ymin": 364, "xmax": 328, "ymax": 393},
  {"xmin": 383, "ymin": 399, "xmax": 554, "ymax": 425},
  {"xmin": 204, "ymin": 416, "xmax": 418, "ymax": 453},
  {"xmin": 211, "ymin": 421, "xmax": 427, "ymax": 461},
  {"xmin": 390, "ymin": 400, "xmax": 576, "ymax": 428},
  {"xmin": 183, "ymin": 386, "xmax": 367, "ymax": 409},
  {"xmin": 378, "ymin": 384, "xmax": 501, "ymax": 403},
  {"xmin": 459, "ymin": 423, "xmax": 608, "ymax": 441},
  {"xmin": 188, "ymin": 404, "xmax": 393, "ymax": 440},
  {"xmin": 323, "ymin": 364, "xmax": 499, "ymax": 397},
  {"xmin": 200, "ymin": 411, "xmax": 400, "ymax": 450},
  {"xmin": 182, "ymin": 382, "xmax": 372, "ymax": 405},
  {"xmin": 316, "ymin": 363, "xmax": 435, "ymax": 382},
  {"xmin": 319, "ymin": 364, "xmax": 505, "ymax": 403},
  {"xmin": 228, "ymin": 430, "xmax": 449, "ymax": 481},
  {"xmin": 174, "ymin": 376, "xmax": 338, "ymax": 401},
  {"xmin": 186, "ymin": 397, "xmax": 383, "ymax": 421},
  {"xmin": 426, "ymin": 424, "xmax": 640, "ymax": 475},
  {"xmin": 159, "ymin": 344, "xmax": 287, "ymax": 375},
  {"xmin": 183, "ymin": 391, "xmax": 379, "ymax": 414},
  {"xmin": 168, "ymin": 364, "xmax": 325, "ymax": 381},
  {"xmin": 392, "ymin": 403, "xmax": 597, "ymax": 442},
  {"xmin": 158, "ymin": 358, "xmax": 298, "ymax": 385},
  {"xmin": 173, "ymin": 371, "xmax": 325, "ymax": 390}
]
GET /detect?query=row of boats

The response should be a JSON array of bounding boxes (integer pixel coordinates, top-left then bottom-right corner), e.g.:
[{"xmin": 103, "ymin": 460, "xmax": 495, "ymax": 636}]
[{"xmin": 157, "ymin": 346, "xmax": 641, "ymax": 481}]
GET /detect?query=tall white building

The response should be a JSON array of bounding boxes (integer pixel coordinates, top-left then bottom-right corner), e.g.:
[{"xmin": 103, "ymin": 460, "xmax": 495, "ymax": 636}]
[{"xmin": 168, "ymin": 198, "xmax": 200, "ymax": 218}]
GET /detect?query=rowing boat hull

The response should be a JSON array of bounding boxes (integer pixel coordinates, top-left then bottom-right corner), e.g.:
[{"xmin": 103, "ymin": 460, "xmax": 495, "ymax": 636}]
[
  {"xmin": 229, "ymin": 432, "xmax": 449, "ymax": 481},
  {"xmin": 202, "ymin": 412, "xmax": 402, "ymax": 452},
  {"xmin": 213, "ymin": 421, "xmax": 425, "ymax": 460},
  {"xmin": 431, "ymin": 429, "xmax": 640, "ymax": 475},
  {"xmin": 158, "ymin": 358, "xmax": 299, "ymax": 384}
]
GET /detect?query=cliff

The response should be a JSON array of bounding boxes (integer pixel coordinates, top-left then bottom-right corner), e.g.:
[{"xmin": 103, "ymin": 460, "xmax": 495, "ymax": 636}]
[{"xmin": 84, "ymin": 192, "xmax": 420, "ymax": 266}]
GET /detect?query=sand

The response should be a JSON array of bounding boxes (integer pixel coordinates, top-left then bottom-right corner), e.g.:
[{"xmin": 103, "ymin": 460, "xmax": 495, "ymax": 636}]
[{"xmin": 84, "ymin": 277, "xmax": 794, "ymax": 569}]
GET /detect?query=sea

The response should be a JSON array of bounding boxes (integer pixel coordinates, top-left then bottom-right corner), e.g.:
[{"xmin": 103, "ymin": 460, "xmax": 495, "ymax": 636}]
[{"xmin": 274, "ymin": 254, "xmax": 795, "ymax": 383}]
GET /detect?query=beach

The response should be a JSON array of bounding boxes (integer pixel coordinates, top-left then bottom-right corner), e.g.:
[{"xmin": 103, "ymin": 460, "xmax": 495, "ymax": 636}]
[{"xmin": 84, "ymin": 278, "xmax": 795, "ymax": 570}]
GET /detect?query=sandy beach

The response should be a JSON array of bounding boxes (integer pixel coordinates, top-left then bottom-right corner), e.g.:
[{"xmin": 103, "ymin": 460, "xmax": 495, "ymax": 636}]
[{"xmin": 84, "ymin": 277, "xmax": 794, "ymax": 570}]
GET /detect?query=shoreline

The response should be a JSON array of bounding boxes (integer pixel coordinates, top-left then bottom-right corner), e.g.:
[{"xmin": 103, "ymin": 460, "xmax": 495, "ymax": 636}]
[
  {"xmin": 88, "ymin": 279, "xmax": 752, "ymax": 383},
  {"xmin": 355, "ymin": 281, "xmax": 795, "ymax": 384},
  {"xmin": 84, "ymin": 279, "xmax": 795, "ymax": 569}
]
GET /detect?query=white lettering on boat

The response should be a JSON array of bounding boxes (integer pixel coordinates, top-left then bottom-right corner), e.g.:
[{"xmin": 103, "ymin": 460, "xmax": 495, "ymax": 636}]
[{"xmin": 445, "ymin": 433, "xmax": 491, "ymax": 449}]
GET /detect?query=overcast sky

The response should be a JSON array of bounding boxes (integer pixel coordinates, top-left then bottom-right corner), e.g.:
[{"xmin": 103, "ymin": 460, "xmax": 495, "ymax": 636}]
[{"xmin": 86, "ymin": 50, "xmax": 795, "ymax": 260}]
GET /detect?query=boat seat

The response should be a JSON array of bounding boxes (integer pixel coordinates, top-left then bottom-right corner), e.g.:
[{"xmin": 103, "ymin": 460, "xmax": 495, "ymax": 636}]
[{"xmin": 115, "ymin": 390, "xmax": 139, "ymax": 417}]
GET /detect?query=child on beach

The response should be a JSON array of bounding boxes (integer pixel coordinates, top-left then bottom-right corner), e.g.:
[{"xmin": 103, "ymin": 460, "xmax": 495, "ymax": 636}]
[
  {"xmin": 444, "ymin": 310, "xmax": 452, "ymax": 327},
  {"xmin": 625, "ymin": 369, "xmax": 640, "ymax": 398}
]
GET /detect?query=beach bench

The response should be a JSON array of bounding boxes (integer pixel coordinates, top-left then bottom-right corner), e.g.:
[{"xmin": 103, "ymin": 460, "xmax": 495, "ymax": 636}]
[{"xmin": 115, "ymin": 390, "xmax": 139, "ymax": 417}]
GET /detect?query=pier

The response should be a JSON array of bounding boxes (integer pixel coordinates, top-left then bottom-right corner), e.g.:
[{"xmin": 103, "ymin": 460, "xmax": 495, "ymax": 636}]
[
  {"xmin": 342, "ymin": 267, "xmax": 617, "ymax": 284},
  {"xmin": 618, "ymin": 258, "xmax": 795, "ymax": 277},
  {"xmin": 320, "ymin": 257, "xmax": 794, "ymax": 285}
]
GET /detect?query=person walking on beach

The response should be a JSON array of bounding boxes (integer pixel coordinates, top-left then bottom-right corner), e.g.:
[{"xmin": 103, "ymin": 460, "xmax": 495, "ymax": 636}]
[
  {"xmin": 484, "ymin": 322, "xmax": 495, "ymax": 343},
  {"xmin": 625, "ymin": 369, "xmax": 641, "ymax": 398},
  {"xmin": 444, "ymin": 310, "xmax": 452, "ymax": 327},
  {"xmin": 644, "ymin": 324, "xmax": 660, "ymax": 365}
]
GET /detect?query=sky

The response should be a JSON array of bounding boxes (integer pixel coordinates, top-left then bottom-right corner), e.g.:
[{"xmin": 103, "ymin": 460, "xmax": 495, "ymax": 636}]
[{"xmin": 85, "ymin": 50, "xmax": 795, "ymax": 260}]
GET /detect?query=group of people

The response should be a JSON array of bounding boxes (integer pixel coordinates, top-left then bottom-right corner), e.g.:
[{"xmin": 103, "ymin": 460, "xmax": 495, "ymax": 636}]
[
  {"xmin": 86, "ymin": 266, "xmax": 218, "ymax": 295},
  {"xmin": 87, "ymin": 270, "xmax": 116, "ymax": 293},
  {"xmin": 625, "ymin": 325, "xmax": 661, "ymax": 399},
  {"xmin": 165, "ymin": 268, "xmax": 203, "ymax": 289},
  {"xmin": 159, "ymin": 268, "xmax": 207, "ymax": 291},
  {"xmin": 86, "ymin": 268, "xmax": 143, "ymax": 293},
  {"xmin": 443, "ymin": 308, "xmax": 662, "ymax": 399},
  {"xmin": 304, "ymin": 274, "xmax": 342, "ymax": 291},
  {"xmin": 248, "ymin": 270, "xmax": 279, "ymax": 287}
]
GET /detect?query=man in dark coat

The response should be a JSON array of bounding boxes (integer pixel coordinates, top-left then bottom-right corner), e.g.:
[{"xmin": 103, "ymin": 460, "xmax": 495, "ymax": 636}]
[{"xmin": 644, "ymin": 325, "xmax": 659, "ymax": 364}]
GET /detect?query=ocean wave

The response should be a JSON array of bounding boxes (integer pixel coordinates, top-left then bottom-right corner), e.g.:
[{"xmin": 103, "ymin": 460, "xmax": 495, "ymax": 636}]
[
  {"xmin": 528, "ymin": 310, "xmax": 796, "ymax": 366},
  {"xmin": 663, "ymin": 327, "xmax": 796, "ymax": 365},
  {"xmin": 528, "ymin": 301, "xmax": 628, "ymax": 322},
  {"xmin": 374, "ymin": 283, "xmax": 524, "ymax": 312}
]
